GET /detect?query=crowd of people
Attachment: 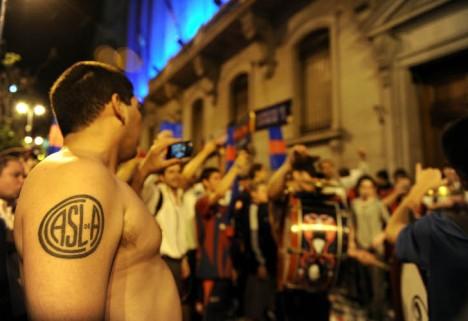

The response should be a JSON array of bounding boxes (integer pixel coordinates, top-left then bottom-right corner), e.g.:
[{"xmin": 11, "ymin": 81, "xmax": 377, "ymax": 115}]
[{"xmin": 1, "ymin": 61, "xmax": 468, "ymax": 321}]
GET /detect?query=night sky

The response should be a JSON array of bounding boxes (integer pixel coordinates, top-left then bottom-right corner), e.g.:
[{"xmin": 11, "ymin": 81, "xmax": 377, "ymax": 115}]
[
  {"xmin": 4, "ymin": 0, "xmax": 103, "ymax": 96},
  {"xmin": 2, "ymin": 0, "xmax": 107, "ymax": 136}
]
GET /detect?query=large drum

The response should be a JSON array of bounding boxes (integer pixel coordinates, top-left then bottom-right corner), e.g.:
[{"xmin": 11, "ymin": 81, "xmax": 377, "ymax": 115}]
[{"xmin": 280, "ymin": 192, "xmax": 349, "ymax": 292}]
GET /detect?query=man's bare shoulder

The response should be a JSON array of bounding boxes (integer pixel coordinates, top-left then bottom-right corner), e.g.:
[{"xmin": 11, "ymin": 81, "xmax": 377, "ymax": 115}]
[
  {"xmin": 30, "ymin": 151, "xmax": 112, "ymax": 179},
  {"xmin": 17, "ymin": 151, "xmax": 120, "ymax": 221},
  {"xmin": 14, "ymin": 151, "xmax": 127, "ymax": 320}
]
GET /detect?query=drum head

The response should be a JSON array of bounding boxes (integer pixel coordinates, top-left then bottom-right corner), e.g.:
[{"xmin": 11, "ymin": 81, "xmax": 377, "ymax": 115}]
[
  {"xmin": 401, "ymin": 263, "xmax": 428, "ymax": 321},
  {"xmin": 282, "ymin": 192, "xmax": 349, "ymax": 292}
]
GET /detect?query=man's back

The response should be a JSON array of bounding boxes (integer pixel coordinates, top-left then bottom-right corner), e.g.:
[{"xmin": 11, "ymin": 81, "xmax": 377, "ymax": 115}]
[
  {"xmin": 396, "ymin": 211, "xmax": 468, "ymax": 321},
  {"xmin": 14, "ymin": 150, "xmax": 181, "ymax": 320}
]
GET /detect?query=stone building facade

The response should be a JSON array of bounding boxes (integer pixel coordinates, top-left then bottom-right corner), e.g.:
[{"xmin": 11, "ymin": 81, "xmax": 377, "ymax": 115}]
[{"xmin": 142, "ymin": 0, "xmax": 468, "ymax": 175}]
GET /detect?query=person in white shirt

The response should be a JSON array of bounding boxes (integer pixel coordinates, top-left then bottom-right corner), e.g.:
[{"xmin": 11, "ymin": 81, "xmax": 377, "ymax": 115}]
[
  {"xmin": 140, "ymin": 140, "xmax": 217, "ymax": 304},
  {"xmin": 142, "ymin": 165, "xmax": 191, "ymax": 288}
]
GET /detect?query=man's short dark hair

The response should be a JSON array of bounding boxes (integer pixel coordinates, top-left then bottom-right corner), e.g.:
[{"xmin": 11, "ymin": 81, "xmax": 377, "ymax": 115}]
[
  {"xmin": 293, "ymin": 154, "xmax": 319, "ymax": 178},
  {"xmin": 162, "ymin": 163, "xmax": 182, "ymax": 176},
  {"xmin": 50, "ymin": 61, "xmax": 134, "ymax": 136},
  {"xmin": 249, "ymin": 163, "xmax": 264, "ymax": 180},
  {"xmin": 442, "ymin": 116, "xmax": 468, "ymax": 183},
  {"xmin": 0, "ymin": 156, "xmax": 20, "ymax": 176},
  {"xmin": 393, "ymin": 168, "xmax": 409, "ymax": 181},
  {"xmin": 376, "ymin": 169, "xmax": 390, "ymax": 181},
  {"xmin": 200, "ymin": 167, "xmax": 220, "ymax": 182},
  {"xmin": 339, "ymin": 167, "xmax": 350, "ymax": 177}
]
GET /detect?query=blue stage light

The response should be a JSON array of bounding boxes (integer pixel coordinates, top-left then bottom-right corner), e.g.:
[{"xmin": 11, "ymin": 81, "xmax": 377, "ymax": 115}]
[{"xmin": 126, "ymin": 0, "xmax": 229, "ymax": 100}]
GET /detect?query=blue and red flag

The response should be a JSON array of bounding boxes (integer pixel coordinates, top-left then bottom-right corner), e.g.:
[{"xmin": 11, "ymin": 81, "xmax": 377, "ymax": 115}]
[
  {"xmin": 268, "ymin": 126, "xmax": 286, "ymax": 170},
  {"xmin": 225, "ymin": 126, "xmax": 237, "ymax": 171},
  {"xmin": 225, "ymin": 113, "xmax": 254, "ymax": 171},
  {"xmin": 46, "ymin": 120, "xmax": 64, "ymax": 155}
]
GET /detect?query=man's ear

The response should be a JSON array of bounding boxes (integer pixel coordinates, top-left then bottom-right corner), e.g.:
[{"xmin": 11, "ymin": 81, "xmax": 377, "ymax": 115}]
[{"xmin": 111, "ymin": 93, "xmax": 127, "ymax": 125}]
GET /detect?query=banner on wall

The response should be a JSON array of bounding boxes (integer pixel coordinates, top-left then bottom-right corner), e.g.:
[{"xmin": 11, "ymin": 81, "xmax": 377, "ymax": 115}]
[
  {"xmin": 268, "ymin": 126, "xmax": 286, "ymax": 170},
  {"xmin": 254, "ymin": 100, "xmax": 292, "ymax": 131},
  {"xmin": 224, "ymin": 99, "xmax": 291, "ymax": 169}
]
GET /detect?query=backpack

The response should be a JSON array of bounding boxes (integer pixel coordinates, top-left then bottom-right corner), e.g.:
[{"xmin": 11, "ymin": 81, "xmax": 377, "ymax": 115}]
[{"xmin": 153, "ymin": 187, "xmax": 164, "ymax": 217}]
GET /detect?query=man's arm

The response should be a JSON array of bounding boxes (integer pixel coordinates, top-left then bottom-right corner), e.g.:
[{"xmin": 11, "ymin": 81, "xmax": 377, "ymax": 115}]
[
  {"xmin": 181, "ymin": 141, "xmax": 217, "ymax": 188},
  {"xmin": 267, "ymin": 145, "xmax": 309, "ymax": 200},
  {"xmin": 17, "ymin": 162, "xmax": 123, "ymax": 320},
  {"xmin": 267, "ymin": 162, "xmax": 292, "ymax": 200},
  {"xmin": 385, "ymin": 165, "xmax": 442, "ymax": 243},
  {"xmin": 205, "ymin": 151, "xmax": 249, "ymax": 205},
  {"xmin": 382, "ymin": 181, "xmax": 407, "ymax": 208}
]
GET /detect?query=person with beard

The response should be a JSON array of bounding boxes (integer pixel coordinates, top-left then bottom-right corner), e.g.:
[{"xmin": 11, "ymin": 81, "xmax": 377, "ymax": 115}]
[
  {"xmin": 14, "ymin": 62, "xmax": 183, "ymax": 320},
  {"xmin": 268, "ymin": 145, "xmax": 331, "ymax": 321}
]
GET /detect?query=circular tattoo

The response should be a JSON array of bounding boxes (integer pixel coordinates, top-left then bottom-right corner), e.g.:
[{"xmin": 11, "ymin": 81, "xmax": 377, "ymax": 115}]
[{"xmin": 38, "ymin": 195, "xmax": 105, "ymax": 259}]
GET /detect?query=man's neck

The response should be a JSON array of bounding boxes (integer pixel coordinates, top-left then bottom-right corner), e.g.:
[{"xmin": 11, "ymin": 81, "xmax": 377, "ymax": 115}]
[
  {"xmin": 63, "ymin": 121, "xmax": 121, "ymax": 172},
  {"xmin": 445, "ymin": 209, "xmax": 468, "ymax": 234},
  {"xmin": 168, "ymin": 185, "xmax": 179, "ymax": 197}
]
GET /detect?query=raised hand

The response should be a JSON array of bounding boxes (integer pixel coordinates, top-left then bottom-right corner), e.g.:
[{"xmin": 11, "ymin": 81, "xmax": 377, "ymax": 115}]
[
  {"xmin": 234, "ymin": 150, "xmax": 250, "ymax": 174},
  {"xmin": 286, "ymin": 145, "xmax": 309, "ymax": 166},
  {"xmin": 202, "ymin": 140, "xmax": 218, "ymax": 155},
  {"xmin": 414, "ymin": 163, "xmax": 444, "ymax": 193},
  {"xmin": 140, "ymin": 137, "xmax": 182, "ymax": 176}
]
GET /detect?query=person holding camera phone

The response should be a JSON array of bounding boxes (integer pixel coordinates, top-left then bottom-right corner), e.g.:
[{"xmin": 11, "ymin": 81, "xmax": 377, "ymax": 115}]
[
  {"xmin": 139, "ymin": 136, "xmax": 218, "ymax": 320},
  {"xmin": 386, "ymin": 116, "xmax": 468, "ymax": 321}
]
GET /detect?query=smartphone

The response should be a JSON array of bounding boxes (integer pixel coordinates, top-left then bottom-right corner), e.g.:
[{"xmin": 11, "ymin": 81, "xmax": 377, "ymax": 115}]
[{"xmin": 166, "ymin": 141, "xmax": 193, "ymax": 159}]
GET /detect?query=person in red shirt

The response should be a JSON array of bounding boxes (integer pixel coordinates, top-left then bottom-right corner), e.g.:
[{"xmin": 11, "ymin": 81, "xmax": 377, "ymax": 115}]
[{"xmin": 195, "ymin": 151, "xmax": 249, "ymax": 321}]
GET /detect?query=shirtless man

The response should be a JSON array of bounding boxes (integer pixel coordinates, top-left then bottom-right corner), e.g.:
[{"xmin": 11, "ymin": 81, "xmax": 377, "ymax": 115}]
[{"xmin": 14, "ymin": 61, "xmax": 181, "ymax": 320}]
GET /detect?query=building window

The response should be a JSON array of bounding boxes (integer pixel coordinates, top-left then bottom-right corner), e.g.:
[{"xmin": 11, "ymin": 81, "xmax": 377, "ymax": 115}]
[
  {"xmin": 230, "ymin": 73, "xmax": 249, "ymax": 125},
  {"xmin": 191, "ymin": 99, "xmax": 204, "ymax": 151},
  {"xmin": 299, "ymin": 28, "xmax": 332, "ymax": 133}
]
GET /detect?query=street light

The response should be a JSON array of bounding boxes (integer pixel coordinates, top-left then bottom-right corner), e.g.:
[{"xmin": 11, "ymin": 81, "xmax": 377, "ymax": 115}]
[
  {"xmin": 34, "ymin": 136, "xmax": 44, "ymax": 146},
  {"xmin": 34, "ymin": 104, "xmax": 46, "ymax": 116},
  {"xmin": 15, "ymin": 101, "xmax": 29, "ymax": 114},
  {"xmin": 24, "ymin": 136, "xmax": 33, "ymax": 144},
  {"xmin": 15, "ymin": 101, "xmax": 47, "ymax": 136}
]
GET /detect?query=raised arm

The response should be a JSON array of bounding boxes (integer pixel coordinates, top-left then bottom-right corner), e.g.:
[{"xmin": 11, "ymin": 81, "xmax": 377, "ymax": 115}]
[
  {"xmin": 267, "ymin": 162, "xmax": 292, "ymax": 200},
  {"xmin": 181, "ymin": 141, "xmax": 217, "ymax": 188},
  {"xmin": 16, "ymin": 163, "xmax": 123, "ymax": 320},
  {"xmin": 267, "ymin": 145, "xmax": 310, "ymax": 200},
  {"xmin": 382, "ymin": 179, "xmax": 408, "ymax": 208},
  {"xmin": 206, "ymin": 151, "xmax": 249, "ymax": 205}
]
